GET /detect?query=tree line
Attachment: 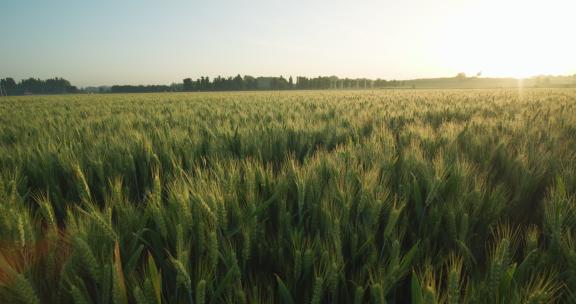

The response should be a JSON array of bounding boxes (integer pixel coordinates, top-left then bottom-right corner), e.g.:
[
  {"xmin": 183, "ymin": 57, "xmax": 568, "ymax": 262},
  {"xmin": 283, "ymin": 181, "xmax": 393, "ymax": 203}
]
[
  {"xmin": 1, "ymin": 75, "xmax": 410, "ymax": 96},
  {"xmin": 105, "ymin": 76, "xmax": 407, "ymax": 94},
  {"xmin": 16, "ymin": 73, "xmax": 576, "ymax": 95},
  {"xmin": 181, "ymin": 75, "xmax": 406, "ymax": 91},
  {"xmin": 110, "ymin": 84, "xmax": 182, "ymax": 93},
  {"xmin": 0, "ymin": 77, "xmax": 78, "ymax": 96}
]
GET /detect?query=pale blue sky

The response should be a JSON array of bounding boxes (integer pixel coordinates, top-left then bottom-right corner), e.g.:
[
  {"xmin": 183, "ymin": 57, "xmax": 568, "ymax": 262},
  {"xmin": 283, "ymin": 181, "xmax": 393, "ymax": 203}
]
[{"xmin": 1, "ymin": 0, "xmax": 575, "ymax": 86}]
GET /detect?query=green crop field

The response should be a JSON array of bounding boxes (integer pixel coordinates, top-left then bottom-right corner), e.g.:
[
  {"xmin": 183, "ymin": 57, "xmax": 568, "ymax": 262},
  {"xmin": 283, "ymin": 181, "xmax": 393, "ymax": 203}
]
[{"xmin": 0, "ymin": 89, "xmax": 575, "ymax": 303}]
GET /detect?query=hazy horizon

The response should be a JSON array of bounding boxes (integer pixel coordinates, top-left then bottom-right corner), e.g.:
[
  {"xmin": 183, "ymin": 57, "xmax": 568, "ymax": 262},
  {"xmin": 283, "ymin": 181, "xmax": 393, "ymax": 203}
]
[{"xmin": 2, "ymin": 0, "xmax": 575, "ymax": 87}]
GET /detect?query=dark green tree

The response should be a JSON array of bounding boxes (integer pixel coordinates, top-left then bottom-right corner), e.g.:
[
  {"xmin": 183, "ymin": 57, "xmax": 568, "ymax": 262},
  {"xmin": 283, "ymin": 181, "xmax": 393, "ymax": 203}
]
[
  {"xmin": 233, "ymin": 74, "xmax": 244, "ymax": 90},
  {"xmin": 183, "ymin": 78, "xmax": 194, "ymax": 91},
  {"xmin": 0, "ymin": 78, "xmax": 17, "ymax": 95}
]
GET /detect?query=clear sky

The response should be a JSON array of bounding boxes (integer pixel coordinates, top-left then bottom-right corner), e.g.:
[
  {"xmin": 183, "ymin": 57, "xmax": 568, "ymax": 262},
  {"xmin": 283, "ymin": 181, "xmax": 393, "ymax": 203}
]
[{"xmin": 1, "ymin": 0, "xmax": 575, "ymax": 86}]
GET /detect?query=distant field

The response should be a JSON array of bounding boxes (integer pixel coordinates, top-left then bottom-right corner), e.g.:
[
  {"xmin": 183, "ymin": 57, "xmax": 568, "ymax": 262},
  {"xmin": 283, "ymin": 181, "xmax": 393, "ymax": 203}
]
[{"xmin": 1, "ymin": 89, "xmax": 575, "ymax": 303}]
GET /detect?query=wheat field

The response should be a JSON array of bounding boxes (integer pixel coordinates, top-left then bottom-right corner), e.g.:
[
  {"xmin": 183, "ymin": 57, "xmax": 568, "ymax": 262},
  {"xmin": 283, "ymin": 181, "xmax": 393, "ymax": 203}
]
[{"xmin": 0, "ymin": 89, "xmax": 575, "ymax": 303}]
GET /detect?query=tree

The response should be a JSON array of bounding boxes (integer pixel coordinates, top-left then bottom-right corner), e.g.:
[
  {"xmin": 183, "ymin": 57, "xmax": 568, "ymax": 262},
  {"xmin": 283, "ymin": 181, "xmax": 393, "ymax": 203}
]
[
  {"xmin": 296, "ymin": 76, "xmax": 309, "ymax": 89},
  {"xmin": 277, "ymin": 76, "xmax": 288, "ymax": 90},
  {"xmin": 183, "ymin": 78, "xmax": 193, "ymax": 91},
  {"xmin": 243, "ymin": 76, "xmax": 257, "ymax": 90},
  {"xmin": 0, "ymin": 78, "xmax": 17, "ymax": 95},
  {"xmin": 233, "ymin": 74, "xmax": 244, "ymax": 90},
  {"xmin": 456, "ymin": 72, "xmax": 467, "ymax": 80}
]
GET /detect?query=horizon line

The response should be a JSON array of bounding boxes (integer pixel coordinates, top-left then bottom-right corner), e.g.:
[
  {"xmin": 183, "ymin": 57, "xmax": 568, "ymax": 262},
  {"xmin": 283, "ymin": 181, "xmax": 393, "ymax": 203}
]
[{"xmin": 2, "ymin": 72, "xmax": 576, "ymax": 88}]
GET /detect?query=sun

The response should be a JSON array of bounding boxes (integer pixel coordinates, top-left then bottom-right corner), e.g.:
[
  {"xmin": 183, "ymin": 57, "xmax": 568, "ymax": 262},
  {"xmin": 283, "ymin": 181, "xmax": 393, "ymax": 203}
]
[{"xmin": 432, "ymin": 0, "xmax": 575, "ymax": 79}]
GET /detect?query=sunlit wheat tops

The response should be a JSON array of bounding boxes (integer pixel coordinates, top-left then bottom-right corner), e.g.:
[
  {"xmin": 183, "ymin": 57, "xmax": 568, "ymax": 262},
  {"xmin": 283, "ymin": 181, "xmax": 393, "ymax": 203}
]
[{"xmin": 0, "ymin": 89, "xmax": 575, "ymax": 303}]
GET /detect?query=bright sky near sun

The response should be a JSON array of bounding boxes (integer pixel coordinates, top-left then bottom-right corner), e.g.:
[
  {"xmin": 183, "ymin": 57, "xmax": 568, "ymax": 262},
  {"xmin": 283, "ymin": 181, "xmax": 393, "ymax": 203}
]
[{"xmin": 1, "ymin": 0, "xmax": 575, "ymax": 86}]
